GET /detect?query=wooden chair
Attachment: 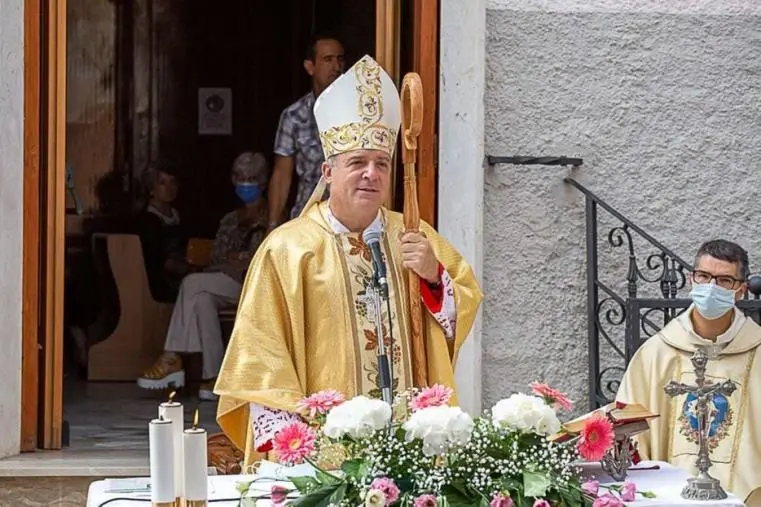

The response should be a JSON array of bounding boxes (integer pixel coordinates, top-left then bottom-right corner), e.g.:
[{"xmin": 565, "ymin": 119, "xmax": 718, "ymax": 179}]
[{"xmin": 87, "ymin": 233, "xmax": 174, "ymax": 381}]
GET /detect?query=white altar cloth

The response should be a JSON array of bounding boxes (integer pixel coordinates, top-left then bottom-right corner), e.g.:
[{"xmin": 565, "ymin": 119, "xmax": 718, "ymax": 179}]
[
  {"xmin": 86, "ymin": 461, "xmax": 745, "ymax": 507},
  {"xmin": 585, "ymin": 461, "xmax": 744, "ymax": 507}
]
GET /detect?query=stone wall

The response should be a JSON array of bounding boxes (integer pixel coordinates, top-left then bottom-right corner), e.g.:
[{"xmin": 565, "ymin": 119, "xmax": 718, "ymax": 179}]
[
  {"xmin": 482, "ymin": 0, "xmax": 761, "ymax": 412},
  {"xmin": 0, "ymin": 0, "xmax": 24, "ymax": 458}
]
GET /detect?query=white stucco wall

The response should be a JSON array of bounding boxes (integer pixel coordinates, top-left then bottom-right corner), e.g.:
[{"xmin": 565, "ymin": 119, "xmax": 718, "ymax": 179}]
[
  {"xmin": 481, "ymin": 0, "xmax": 761, "ymax": 411},
  {"xmin": 0, "ymin": 0, "xmax": 24, "ymax": 458},
  {"xmin": 440, "ymin": 0, "xmax": 486, "ymax": 415}
]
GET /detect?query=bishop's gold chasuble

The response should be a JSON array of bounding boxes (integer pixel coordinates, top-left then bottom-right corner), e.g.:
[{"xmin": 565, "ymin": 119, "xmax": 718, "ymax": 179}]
[
  {"xmin": 617, "ymin": 317, "xmax": 761, "ymax": 503},
  {"xmin": 215, "ymin": 202, "xmax": 482, "ymax": 466}
]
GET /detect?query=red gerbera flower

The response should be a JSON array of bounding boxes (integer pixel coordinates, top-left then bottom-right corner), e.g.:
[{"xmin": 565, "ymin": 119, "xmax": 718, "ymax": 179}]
[{"xmin": 578, "ymin": 414, "xmax": 615, "ymax": 462}]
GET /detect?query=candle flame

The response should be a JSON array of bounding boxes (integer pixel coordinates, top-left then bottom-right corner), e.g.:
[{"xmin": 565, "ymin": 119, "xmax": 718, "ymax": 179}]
[
  {"xmin": 193, "ymin": 408, "xmax": 200, "ymax": 428},
  {"xmin": 168, "ymin": 390, "xmax": 176, "ymax": 403}
]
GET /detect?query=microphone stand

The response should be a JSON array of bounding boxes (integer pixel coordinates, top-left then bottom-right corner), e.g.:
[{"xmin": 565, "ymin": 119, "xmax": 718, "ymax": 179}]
[{"xmin": 371, "ymin": 264, "xmax": 394, "ymax": 410}]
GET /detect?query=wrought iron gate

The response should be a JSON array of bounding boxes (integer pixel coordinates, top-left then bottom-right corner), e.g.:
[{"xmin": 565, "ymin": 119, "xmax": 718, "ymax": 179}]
[{"xmin": 565, "ymin": 177, "xmax": 761, "ymax": 409}]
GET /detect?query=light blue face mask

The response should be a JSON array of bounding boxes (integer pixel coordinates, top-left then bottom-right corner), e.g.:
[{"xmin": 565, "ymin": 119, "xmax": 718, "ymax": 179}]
[
  {"xmin": 689, "ymin": 283, "xmax": 738, "ymax": 320},
  {"xmin": 235, "ymin": 183, "xmax": 262, "ymax": 204}
]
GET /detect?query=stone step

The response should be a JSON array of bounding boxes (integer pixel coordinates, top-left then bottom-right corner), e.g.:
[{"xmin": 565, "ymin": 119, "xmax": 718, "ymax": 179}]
[{"xmin": 0, "ymin": 449, "xmax": 148, "ymax": 477}]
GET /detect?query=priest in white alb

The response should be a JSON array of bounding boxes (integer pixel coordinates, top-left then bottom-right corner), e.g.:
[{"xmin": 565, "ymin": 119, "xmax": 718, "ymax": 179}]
[
  {"xmin": 213, "ymin": 55, "xmax": 483, "ymax": 467},
  {"xmin": 617, "ymin": 239, "xmax": 761, "ymax": 506}
]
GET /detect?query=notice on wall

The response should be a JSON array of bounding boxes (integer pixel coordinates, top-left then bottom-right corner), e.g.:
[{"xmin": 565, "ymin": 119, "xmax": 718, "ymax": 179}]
[{"xmin": 198, "ymin": 87, "xmax": 232, "ymax": 135}]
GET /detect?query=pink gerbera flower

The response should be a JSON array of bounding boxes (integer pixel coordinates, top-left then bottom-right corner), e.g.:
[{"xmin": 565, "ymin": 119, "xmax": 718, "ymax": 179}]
[
  {"xmin": 577, "ymin": 415, "xmax": 615, "ymax": 462},
  {"xmin": 409, "ymin": 384, "xmax": 453, "ymax": 412},
  {"xmin": 371, "ymin": 477, "xmax": 401, "ymax": 504},
  {"xmin": 530, "ymin": 382, "xmax": 574, "ymax": 411},
  {"xmin": 413, "ymin": 494, "xmax": 438, "ymax": 507},
  {"xmin": 272, "ymin": 421, "xmax": 316, "ymax": 465},
  {"xmin": 296, "ymin": 389, "xmax": 345, "ymax": 418},
  {"xmin": 533, "ymin": 500, "xmax": 550, "ymax": 507}
]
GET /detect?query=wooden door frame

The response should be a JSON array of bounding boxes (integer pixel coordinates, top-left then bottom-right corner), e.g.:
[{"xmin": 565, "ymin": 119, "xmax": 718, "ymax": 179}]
[
  {"xmin": 22, "ymin": 0, "xmax": 436, "ymax": 452},
  {"xmin": 411, "ymin": 0, "xmax": 438, "ymax": 227},
  {"xmin": 376, "ymin": 0, "xmax": 438, "ymax": 226},
  {"xmin": 21, "ymin": 0, "xmax": 42, "ymax": 452},
  {"xmin": 43, "ymin": 0, "xmax": 68, "ymax": 450},
  {"xmin": 21, "ymin": 0, "xmax": 67, "ymax": 451}
]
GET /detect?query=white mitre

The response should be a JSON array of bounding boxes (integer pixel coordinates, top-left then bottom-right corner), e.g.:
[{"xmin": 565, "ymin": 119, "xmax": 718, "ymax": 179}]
[
  {"xmin": 299, "ymin": 55, "xmax": 401, "ymax": 216},
  {"xmin": 314, "ymin": 54, "xmax": 401, "ymax": 159}
]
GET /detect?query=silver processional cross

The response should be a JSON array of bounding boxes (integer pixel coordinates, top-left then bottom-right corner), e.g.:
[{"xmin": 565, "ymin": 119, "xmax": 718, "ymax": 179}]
[{"xmin": 663, "ymin": 347, "xmax": 737, "ymax": 501}]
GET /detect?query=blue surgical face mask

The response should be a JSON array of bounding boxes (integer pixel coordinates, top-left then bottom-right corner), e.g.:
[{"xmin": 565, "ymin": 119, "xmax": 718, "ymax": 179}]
[
  {"xmin": 689, "ymin": 282, "xmax": 738, "ymax": 320},
  {"xmin": 235, "ymin": 183, "xmax": 262, "ymax": 204}
]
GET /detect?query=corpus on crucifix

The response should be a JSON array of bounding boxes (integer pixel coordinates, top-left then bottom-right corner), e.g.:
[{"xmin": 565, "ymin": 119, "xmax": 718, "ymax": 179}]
[{"xmin": 664, "ymin": 347, "xmax": 737, "ymax": 501}]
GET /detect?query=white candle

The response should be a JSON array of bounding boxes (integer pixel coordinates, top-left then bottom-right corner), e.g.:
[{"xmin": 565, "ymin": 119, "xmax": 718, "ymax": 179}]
[
  {"xmin": 149, "ymin": 417, "xmax": 175, "ymax": 503},
  {"xmin": 159, "ymin": 399, "xmax": 184, "ymax": 500},
  {"xmin": 183, "ymin": 426, "xmax": 208, "ymax": 501}
]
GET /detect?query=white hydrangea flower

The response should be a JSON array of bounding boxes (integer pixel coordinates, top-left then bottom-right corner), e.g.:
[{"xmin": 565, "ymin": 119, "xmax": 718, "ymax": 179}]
[
  {"xmin": 402, "ymin": 405, "xmax": 474, "ymax": 456},
  {"xmin": 490, "ymin": 393, "xmax": 561, "ymax": 436},
  {"xmin": 323, "ymin": 395, "xmax": 392, "ymax": 439}
]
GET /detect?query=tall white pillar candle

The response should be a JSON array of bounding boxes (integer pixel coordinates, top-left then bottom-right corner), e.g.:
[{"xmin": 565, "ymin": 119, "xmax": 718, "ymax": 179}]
[
  {"xmin": 159, "ymin": 399, "xmax": 184, "ymax": 500},
  {"xmin": 149, "ymin": 417, "xmax": 175, "ymax": 504},
  {"xmin": 183, "ymin": 425, "xmax": 208, "ymax": 504}
]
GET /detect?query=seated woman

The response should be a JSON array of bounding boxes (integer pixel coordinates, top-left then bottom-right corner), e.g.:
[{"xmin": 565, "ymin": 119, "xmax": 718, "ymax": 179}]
[
  {"xmin": 136, "ymin": 165, "xmax": 192, "ymax": 302},
  {"xmin": 137, "ymin": 152, "xmax": 269, "ymax": 401}
]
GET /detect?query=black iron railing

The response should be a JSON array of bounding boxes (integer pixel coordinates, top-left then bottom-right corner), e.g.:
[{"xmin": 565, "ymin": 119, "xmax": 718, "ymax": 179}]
[
  {"xmin": 565, "ymin": 177, "xmax": 761, "ymax": 409},
  {"xmin": 487, "ymin": 155, "xmax": 761, "ymax": 410}
]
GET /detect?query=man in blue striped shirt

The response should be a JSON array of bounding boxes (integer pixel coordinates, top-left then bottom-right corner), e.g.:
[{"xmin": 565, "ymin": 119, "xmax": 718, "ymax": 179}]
[{"xmin": 266, "ymin": 35, "xmax": 345, "ymax": 231}]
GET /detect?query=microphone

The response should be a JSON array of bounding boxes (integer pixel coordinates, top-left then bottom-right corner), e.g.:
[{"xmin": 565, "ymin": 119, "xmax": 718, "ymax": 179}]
[{"xmin": 362, "ymin": 229, "xmax": 389, "ymax": 299}]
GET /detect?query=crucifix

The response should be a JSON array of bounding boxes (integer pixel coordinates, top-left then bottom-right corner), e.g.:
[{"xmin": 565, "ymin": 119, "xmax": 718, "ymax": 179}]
[{"xmin": 663, "ymin": 347, "xmax": 737, "ymax": 501}]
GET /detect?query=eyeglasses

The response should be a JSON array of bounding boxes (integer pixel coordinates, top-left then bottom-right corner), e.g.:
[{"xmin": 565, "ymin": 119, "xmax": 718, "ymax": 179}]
[{"xmin": 692, "ymin": 270, "xmax": 744, "ymax": 290}]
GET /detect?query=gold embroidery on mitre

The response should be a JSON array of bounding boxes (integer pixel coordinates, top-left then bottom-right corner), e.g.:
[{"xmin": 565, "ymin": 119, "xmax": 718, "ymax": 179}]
[{"xmin": 319, "ymin": 57, "xmax": 398, "ymax": 159}]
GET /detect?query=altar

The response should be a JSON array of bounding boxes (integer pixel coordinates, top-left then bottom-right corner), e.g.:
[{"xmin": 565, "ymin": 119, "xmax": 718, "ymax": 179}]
[{"xmin": 86, "ymin": 461, "xmax": 745, "ymax": 507}]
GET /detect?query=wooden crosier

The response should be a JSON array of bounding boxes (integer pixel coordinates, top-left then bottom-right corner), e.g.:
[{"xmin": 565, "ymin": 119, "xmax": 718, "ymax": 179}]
[{"xmin": 400, "ymin": 72, "xmax": 427, "ymax": 388}]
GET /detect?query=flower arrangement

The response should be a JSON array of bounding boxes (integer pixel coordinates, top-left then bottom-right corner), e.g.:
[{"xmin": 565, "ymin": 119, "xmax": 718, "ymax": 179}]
[{"xmin": 237, "ymin": 383, "xmax": 655, "ymax": 507}]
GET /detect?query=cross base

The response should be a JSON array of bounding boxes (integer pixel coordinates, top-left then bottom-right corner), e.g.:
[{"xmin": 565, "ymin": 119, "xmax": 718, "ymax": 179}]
[{"xmin": 681, "ymin": 474, "xmax": 728, "ymax": 501}]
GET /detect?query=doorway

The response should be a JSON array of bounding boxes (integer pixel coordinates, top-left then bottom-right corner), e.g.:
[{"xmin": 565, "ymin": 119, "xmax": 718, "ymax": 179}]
[{"xmin": 24, "ymin": 0, "xmax": 439, "ymax": 454}]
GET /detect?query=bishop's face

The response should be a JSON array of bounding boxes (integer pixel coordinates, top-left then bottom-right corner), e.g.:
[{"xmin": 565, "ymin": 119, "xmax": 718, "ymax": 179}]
[{"xmin": 323, "ymin": 149, "xmax": 391, "ymax": 217}]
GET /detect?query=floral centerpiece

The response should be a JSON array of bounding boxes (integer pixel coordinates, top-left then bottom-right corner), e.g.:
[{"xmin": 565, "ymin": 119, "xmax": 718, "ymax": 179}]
[{"xmin": 237, "ymin": 383, "xmax": 655, "ymax": 507}]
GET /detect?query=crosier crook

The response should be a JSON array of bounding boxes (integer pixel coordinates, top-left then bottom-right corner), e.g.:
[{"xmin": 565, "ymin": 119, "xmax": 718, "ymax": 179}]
[{"xmin": 400, "ymin": 72, "xmax": 427, "ymax": 388}]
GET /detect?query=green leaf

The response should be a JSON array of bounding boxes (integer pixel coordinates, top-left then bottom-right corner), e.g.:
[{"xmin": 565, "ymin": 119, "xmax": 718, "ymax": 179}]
[
  {"xmin": 641, "ymin": 491, "xmax": 656, "ymax": 499},
  {"xmin": 239, "ymin": 497, "xmax": 258, "ymax": 507},
  {"xmin": 289, "ymin": 484, "xmax": 341, "ymax": 507},
  {"xmin": 341, "ymin": 458, "xmax": 368, "ymax": 479},
  {"xmin": 523, "ymin": 471, "xmax": 550, "ymax": 498},
  {"xmin": 558, "ymin": 486, "xmax": 581, "ymax": 507},
  {"xmin": 315, "ymin": 468, "xmax": 342, "ymax": 486},
  {"xmin": 329, "ymin": 483, "xmax": 348, "ymax": 504},
  {"xmin": 499, "ymin": 477, "xmax": 522, "ymax": 491},
  {"xmin": 290, "ymin": 476, "xmax": 321, "ymax": 494},
  {"xmin": 396, "ymin": 476, "xmax": 415, "ymax": 493},
  {"xmin": 236, "ymin": 481, "xmax": 251, "ymax": 495},
  {"xmin": 442, "ymin": 483, "xmax": 481, "ymax": 507}
]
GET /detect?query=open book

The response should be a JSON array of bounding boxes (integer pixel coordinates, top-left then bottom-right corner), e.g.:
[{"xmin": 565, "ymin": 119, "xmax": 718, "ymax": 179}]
[{"xmin": 552, "ymin": 401, "xmax": 659, "ymax": 442}]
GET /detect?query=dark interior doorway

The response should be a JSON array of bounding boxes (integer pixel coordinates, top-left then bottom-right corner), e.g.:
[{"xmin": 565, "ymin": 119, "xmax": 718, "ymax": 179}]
[
  {"xmin": 111, "ymin": 0, "xmax": 376, "ymax": 237},
  {"xmin": 60, "ymin": 0, "xmax": 376, "ymax": 450}
]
